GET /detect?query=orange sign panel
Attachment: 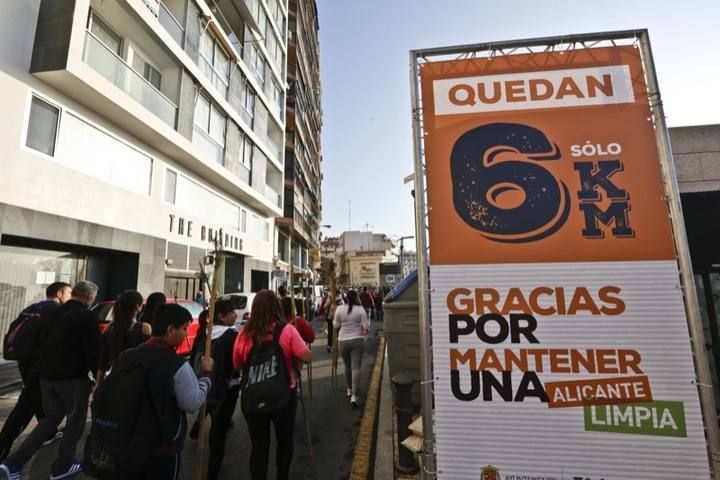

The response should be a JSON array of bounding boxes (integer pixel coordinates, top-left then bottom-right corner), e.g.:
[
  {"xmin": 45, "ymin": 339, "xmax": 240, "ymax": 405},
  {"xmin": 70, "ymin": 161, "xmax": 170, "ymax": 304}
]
[{"xmin": 420, "ymin": 46, "xmax": 675, "ymax": 265}]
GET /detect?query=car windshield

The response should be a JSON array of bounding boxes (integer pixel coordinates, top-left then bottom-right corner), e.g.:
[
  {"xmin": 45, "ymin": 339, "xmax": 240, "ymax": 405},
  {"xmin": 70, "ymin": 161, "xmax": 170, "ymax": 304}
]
[{"xmin": 178, "ymin": 301, "xmax": 203, "ymax": 318}]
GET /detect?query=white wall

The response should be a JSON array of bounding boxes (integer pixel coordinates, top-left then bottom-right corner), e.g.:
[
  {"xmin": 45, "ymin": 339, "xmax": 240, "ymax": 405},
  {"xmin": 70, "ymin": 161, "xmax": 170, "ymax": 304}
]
[{"xmin": 0, "ymin": 0, "xmax": 274, "ymax": 264}]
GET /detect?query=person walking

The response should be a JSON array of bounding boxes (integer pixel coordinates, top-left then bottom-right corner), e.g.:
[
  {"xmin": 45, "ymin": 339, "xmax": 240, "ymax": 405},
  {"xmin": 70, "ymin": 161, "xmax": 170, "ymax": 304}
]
[
  {"xmin": 1, "ymin": 281, "xmax": 100, "ymax": 480},
  {"xmin": 138, "ymin": 291, "xmax": 166, "ymax": 325},
  {"xmin": 233, "ymin": 290, "xmax": 312, "ymax": 480},
  {"xmin": 319, "ymin": 290, "xmax": 334, "ymax": 353},
  {"xmin": 374, "ymin": 288, "xmax": 385, "ymax": 323},
  {"xmin": 0, "ymin": 282, "xmax": 72, "ymax": 463},
  {"xmin": 95, "ymin": 290, "xmax": 150, "ymax": 390},
  {"xmin": 281, "ymin": 297, "xmax": 315, "ymax": 344},
  {"xmin": 333, "ymin": 290, "xmax": 369, "ymax": 407},
  {"xmin": 88, "ymin": 303, "xmax": 213, "ymax": 479},
  {"xmin": 359, "ymin": 286, "xmax": 375, "ymax": 326},
  {"xmin": 189, "ymin": 300, "xmax": 239, "ymax": 480}
]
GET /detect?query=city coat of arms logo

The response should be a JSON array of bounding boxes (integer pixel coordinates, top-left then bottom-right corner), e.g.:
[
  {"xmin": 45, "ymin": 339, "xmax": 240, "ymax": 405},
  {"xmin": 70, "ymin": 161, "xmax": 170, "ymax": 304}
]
[{"xmin": 481, "ymin": 465, "xmax": 500, "ymax": 480}]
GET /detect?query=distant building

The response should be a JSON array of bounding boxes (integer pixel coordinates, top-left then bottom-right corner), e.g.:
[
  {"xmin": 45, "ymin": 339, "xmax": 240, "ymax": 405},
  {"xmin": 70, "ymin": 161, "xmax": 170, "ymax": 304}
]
[
  {"xmin": 380, "ymin": 262, "xmax": 402, "ymax": 288},
  {"xmin": 401, "ymin": 251, "xmax": 417, "ymax": 277},
  {"xmin": 319, "ymin": 230, "xmax": 396, "ymax": 286},
  {"xmin": 276, "ymin": 0, "xmax": 323, "ymax": 285}
]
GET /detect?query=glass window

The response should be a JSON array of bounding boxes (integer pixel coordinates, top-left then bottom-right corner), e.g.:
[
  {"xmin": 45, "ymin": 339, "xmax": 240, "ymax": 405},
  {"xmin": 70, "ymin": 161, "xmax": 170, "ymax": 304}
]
[
  {"xmin": 132, "ymin": 53, "xmax": 162, "ymax": 90},
  {"xmin": 165, "ymin": 169, "xmax": 177, "ymax": 204},
  {"xmin": 241, "ymin": 82, "xmax": 256, "ymax": 126},
  {"xmin": 209, "ymin": 108, "xmax": 225, "ymax": 145},
  {"xmin": 89, "ymin": 13, "xmax": 122, "ymax": 55},
  {"xmin": 194, "ymin": 95, "xmax": 210, "ymax": 129},
  {"xmin": 199, "ymin": 29, "xmax": 230, "ymax": 94},
  {"xmin": 0, "ymin": 245, "xmax": 82, "ymax": 348},
  {"xmin": 26, "ymin": 96, "xmax": 60, "ymax": 157},
  {"xmin": 263, "ymin": 222, "xmax": 270, "ymax": 242},
  {"xmin": 241, "ymin": 210, "xmax": 247, "ymax": 232},
  {"xmin": 240, "ymin": 135, "xmax": 253, "ymax": 168}
]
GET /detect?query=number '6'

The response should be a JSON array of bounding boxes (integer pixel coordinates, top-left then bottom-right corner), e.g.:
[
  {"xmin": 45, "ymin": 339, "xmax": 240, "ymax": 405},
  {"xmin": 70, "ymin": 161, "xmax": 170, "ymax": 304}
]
[{"xmin": 450, "ymin": 123, "xmax": 570, "ymax": 243}]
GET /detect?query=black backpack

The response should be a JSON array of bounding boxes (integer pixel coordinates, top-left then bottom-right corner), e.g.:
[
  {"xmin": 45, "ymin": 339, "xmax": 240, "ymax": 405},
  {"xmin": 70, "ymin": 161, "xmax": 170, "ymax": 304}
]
[
  {"xmin": 240, "ymin": 323, "xmax": 290, "ymax": 415},
  {"xmin": 83, "ymin": 348, "xmax": 158, "ymax": 478},
  {"xmin": 3, "ymin": 304, "xmax": 43, "ymax": 361}
]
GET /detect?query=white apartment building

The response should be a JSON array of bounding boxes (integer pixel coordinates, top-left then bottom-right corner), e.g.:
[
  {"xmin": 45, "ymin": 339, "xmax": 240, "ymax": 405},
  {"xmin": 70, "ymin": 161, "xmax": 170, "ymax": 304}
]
[{"xmin": 0, "ymin": 0, "xmax": 288, "ymax": 336}]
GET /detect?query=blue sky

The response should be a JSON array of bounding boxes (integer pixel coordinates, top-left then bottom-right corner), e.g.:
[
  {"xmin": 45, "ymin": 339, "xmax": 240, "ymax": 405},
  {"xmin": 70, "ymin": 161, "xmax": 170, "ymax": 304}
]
[{"xmin": 316, "ymin": 0, "xmax": 720, "ymax": 242}]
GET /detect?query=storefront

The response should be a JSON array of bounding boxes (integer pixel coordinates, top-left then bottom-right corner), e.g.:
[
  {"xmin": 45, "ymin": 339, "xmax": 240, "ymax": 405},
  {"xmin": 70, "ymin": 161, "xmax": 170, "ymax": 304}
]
[{"xmin": 0, "ymin": 234, "xmax": 141, "ymax": 344}]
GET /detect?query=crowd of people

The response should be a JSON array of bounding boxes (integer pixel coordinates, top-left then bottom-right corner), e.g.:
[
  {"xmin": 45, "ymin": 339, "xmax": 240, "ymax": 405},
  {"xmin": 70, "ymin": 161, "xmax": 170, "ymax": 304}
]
[{"xmin": 0, "ymin": 280, "xmax": 382, "ymax": 479}]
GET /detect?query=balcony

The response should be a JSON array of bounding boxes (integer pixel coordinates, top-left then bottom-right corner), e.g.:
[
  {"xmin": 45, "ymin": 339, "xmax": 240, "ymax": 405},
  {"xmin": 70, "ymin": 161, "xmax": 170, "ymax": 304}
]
[
  {"xmin": 265, "ymin": 185, "xmax": 282, "ymax": 208},
  {"xmin": 192, "ymin": 126, "xmax": 225, "ymax": 165},
  {"xmin": 83, "ymin": 31, "xmax": 178, "ymax": 128},
  {"xmin": 159, "ymin": 2, "xmax": 185, "ymax": 46}
]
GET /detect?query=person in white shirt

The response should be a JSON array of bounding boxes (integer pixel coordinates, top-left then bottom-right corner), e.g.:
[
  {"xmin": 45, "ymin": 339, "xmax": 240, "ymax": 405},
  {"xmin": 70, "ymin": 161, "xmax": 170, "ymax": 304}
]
[{"xmin": 333, "ymin": 290, "xmax": 368, "ymax": 407}]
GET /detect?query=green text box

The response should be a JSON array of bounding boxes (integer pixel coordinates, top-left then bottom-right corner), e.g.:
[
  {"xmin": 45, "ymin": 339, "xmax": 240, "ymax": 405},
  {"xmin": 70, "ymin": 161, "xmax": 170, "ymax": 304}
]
[{"xmin": 583, "ymin": 400, "xmax": 686, "ymax": 437}]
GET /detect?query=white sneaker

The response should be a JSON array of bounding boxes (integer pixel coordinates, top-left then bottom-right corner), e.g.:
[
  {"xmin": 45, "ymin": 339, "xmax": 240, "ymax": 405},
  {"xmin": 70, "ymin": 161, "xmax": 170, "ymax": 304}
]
[
  {"xmin": 350, "ymin": 395, "xmax": 359, "ymax": 408},
  {"xmin": 42, "ymin": 430, "xmax": 63, "ymax": 447},
  {"xmin": 346, "ymin": 388, "xmax": 352, "ymax": 397}
]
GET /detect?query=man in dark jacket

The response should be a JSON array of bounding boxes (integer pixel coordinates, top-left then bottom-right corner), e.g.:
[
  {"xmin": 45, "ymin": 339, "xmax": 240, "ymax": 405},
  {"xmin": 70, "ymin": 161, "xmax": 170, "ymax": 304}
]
[
  {"xmin": 1, "ymin": 281, "xmax": 100, "ymax": 480},
  {"xmin": 0, "ymin": 282, "xmax": 71, "ymax": 463}
]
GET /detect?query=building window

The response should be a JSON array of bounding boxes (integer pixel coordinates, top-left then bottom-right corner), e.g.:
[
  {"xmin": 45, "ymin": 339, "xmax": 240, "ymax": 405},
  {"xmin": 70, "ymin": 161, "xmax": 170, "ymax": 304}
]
[
  {"xmin": 199, "ymin": 29, "xmax": 230, "ymax": 95},
  {"xmin": 241, "ymin": 210, "xmax": 247, "ymax": 232},
  {"xmin": 164, "ymin": 169, "xmax": 177, "ymax": 204},
  {"xmin": 248, "ymin": 44, "xmax": 266, "ymax": 86},
  {"xmin": 240, "ymin": 135, "xmax": 254, "ymax": 169},
  {"xmin": 240, "ymin": 82, "xmax": 256, "ymax": 126},
  {"xmin": 88, "ymin": 12, "xmax": 122, "ymax": 55},
  {"xmin": 26, "ymin": 96, "xmax": 60, "ymax": 157},
  {"xmin": 193, "ymin": 94, "xmax": 226, "ymax": 165},
  {"xmin": 132, "ymin": 53, "xmax": 161, "ymax": 90},
  {"xmin": 263, "ymin": 221, "xmax": 270, "ymax": 242}
]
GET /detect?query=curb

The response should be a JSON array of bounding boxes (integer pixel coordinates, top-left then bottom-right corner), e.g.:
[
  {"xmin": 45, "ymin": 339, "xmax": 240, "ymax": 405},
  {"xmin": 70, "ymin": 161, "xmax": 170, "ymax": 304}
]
[{"xmin": 349, "ymin": 336, "xmax": 386, "ymax": 480}]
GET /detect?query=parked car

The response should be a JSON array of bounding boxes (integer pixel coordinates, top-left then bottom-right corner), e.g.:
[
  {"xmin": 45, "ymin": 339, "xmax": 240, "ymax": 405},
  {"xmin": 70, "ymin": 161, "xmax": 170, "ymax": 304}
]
[
  {"xmin": 218, "ymin": 292, "xmax": 256, "ymax": 331},
  {"xmin": 91, "ymin": 298, "xmax": 203, "ymax": 356}
]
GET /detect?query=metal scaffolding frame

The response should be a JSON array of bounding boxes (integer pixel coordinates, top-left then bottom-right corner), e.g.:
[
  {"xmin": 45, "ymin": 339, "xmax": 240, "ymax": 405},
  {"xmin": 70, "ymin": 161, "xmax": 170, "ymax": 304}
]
[{"xmin": 409, "ymin": 29, "xmax": 720, "ymax": 479}]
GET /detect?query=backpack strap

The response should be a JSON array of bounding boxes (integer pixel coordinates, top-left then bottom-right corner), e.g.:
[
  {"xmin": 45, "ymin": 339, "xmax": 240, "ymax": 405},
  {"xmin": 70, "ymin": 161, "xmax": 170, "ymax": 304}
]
[{"xmin": 271, "ymin": 322, "xmax": 286, "ymax": 344}]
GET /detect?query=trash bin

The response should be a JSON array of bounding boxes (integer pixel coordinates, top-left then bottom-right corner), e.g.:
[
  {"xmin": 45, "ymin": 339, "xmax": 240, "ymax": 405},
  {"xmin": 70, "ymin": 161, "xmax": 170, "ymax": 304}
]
[{"xmin": 383, "ymin": 270, "xmax": 421, "ymax": 406}]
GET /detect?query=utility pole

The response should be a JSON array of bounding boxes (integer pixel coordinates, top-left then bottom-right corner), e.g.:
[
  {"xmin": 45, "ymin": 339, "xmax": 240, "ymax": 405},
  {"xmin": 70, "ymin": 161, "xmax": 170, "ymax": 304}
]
[{"xmin": 397, "ymin": 236, "xmax": 414, "ymax": 279}]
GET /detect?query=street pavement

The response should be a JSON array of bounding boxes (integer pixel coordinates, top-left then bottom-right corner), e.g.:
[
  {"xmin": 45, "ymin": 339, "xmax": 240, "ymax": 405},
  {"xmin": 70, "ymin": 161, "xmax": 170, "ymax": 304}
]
[{"xmin": 0, "ymin": 318, "xmax": 382, "ymax": 480}]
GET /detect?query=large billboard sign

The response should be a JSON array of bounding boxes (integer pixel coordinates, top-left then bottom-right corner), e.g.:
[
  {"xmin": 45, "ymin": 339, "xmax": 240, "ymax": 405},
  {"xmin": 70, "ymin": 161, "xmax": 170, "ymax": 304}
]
[{"xmin": 419, "ymin": 45, "xmax": 711, "ymax": 479}]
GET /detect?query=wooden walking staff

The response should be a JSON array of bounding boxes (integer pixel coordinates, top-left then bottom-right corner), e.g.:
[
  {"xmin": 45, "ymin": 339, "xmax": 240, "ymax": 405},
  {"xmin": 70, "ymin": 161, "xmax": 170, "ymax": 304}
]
[{"xmin": 193, "ymin": 238, "xmax": 223, "ymax": 480}]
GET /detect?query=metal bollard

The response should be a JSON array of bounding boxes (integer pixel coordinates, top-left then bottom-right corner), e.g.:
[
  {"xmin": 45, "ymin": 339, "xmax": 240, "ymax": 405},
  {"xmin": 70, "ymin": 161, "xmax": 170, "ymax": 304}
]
[{"xmin": 392, "ymin": 373, "xmax": 419, "ymax": 473}]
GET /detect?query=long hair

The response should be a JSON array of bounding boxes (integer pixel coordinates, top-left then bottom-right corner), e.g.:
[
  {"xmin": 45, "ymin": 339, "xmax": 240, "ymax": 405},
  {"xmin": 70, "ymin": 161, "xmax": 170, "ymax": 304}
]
[
  {"xmin": 107, "ymin": 290, "xmax": 143, "ymax": 364},
  {"xmin": 245, "ymin": 289, "xmax": 284, "ymax": 345},
  {"xmin": 347, "ymin": 290, "xmax": 360, "ymax": 314}
]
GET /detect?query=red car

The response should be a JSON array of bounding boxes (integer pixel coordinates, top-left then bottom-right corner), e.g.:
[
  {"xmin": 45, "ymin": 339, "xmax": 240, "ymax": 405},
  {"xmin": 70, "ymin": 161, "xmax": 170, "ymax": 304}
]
[{"xmin": 92, "ymin": 298, "xmax": 204, "ymax": 355}]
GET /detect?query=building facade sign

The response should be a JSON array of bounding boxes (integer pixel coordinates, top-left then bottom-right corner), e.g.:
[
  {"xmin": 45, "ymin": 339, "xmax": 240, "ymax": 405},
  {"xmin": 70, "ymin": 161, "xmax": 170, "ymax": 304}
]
[{"xmin": 420, "ymin": 45, "xmax": 711, "ymax": 479}]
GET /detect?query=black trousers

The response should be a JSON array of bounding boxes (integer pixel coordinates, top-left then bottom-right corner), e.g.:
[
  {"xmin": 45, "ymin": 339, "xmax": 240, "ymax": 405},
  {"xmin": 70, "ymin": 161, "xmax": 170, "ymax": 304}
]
[
  {"xmin": 207, "ymin": 386, "xmax": 240, "ymax": 480},
  {"xmin": 0, "ymin": 364, "xmax": 44, "ymax": 460},
  {"xmin": 243, "ymin": 393, "xmax": 298, "ymax": 480},
  {"xmin": 325, "ymin": 317, "xmax": 333, "ymax": 348},
  {"xmin": 139, "ymin": 450, "xmax": 181, "ymax": 480}
]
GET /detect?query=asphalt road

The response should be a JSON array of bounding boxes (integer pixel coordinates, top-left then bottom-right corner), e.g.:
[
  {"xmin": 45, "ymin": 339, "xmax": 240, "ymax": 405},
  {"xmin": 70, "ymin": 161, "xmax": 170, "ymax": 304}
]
[{"xmin": 0, "ymin": 319, "xmax": 381, "ymax": 480}]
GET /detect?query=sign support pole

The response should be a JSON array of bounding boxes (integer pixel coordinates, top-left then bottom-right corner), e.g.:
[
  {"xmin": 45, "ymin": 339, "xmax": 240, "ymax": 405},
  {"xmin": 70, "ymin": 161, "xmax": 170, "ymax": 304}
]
[
  {"xmin": 409, "ymin": 50, "xmax": 436, "ymax": 480},
  {"xmin": 639, "ymin": 30, "xmax": 720, "ymax": 475}
]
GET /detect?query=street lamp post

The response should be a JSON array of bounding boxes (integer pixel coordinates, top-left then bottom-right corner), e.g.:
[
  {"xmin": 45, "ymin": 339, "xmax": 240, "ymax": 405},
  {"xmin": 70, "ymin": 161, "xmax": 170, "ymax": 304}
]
[{"xmin": 397, "ymin": 235, "xmax": 414, "ymax": 280}]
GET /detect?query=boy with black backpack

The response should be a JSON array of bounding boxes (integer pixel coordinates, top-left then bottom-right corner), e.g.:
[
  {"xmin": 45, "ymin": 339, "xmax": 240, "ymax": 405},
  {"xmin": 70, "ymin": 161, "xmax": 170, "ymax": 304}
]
[
  {"xmin": 233, "ymin": 290, "xmax": 312, "ymax": 480},
  {"xmin": 0, "ymin": 282, "xmax": 71, "ymax": 463},
  {"xmin": 83, "ymin": 303, "xmax": 213, "ymax": 480}
]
